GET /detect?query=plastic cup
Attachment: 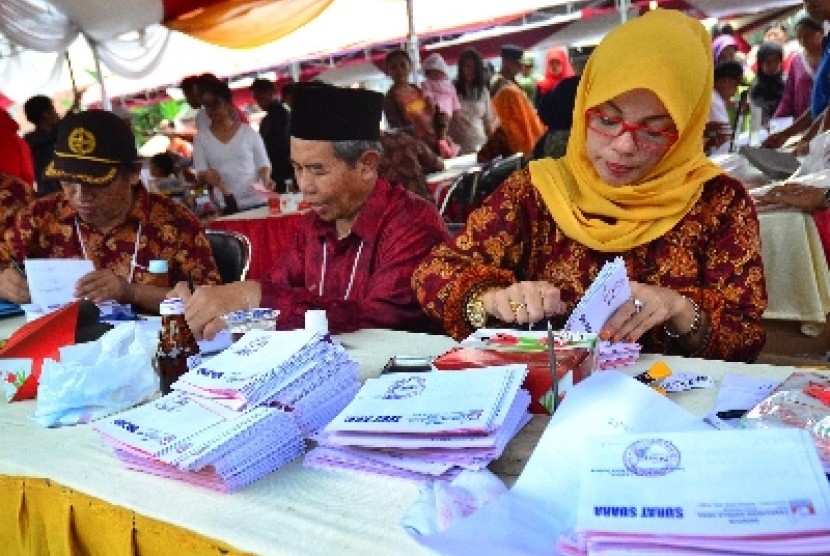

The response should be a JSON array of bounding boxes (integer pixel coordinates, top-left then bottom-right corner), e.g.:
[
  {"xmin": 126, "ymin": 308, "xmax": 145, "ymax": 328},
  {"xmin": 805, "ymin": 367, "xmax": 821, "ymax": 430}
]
[
  {"xmin": 248, "ymin": 308, "xmax": 279, "ymax": 332},
  {"xmin": 222, "ymin": 309, "xmax": 251, "ymax": 342},
  {"xmin": 267, "ymin": 196, "xmax": 281, "ymax": 215}
]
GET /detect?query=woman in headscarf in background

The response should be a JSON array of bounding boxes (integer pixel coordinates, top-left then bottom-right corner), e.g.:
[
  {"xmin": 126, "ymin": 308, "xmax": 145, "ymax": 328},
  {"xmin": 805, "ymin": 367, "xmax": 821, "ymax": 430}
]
[
  {"xmin": 413, "ymin": 9, "xmax": 767, "ymax": 363},
  {"xmin": 476, "ymin": 82, "xmax": 546, "ymax": 163},
  {"xmin": 535, "ymin": 46, "xmax": 575, "ymax": 103},
  {"xmin": 750, "ymin": 41, "xmax": 785, "ymax": 126}
]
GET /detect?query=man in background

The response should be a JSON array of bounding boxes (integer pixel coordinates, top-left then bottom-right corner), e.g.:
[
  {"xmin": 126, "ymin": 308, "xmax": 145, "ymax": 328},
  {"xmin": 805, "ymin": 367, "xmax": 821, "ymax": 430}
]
[
  {"xmin": 23, "ymin": 95, "xmax": 75, "ymax": 196},
  {"xmin": 490, "ymin": 44, "xmax": 524, "ymax": 96},
  {"xmin": 250, "ymin": 78, "xmax": 293, "ymax": 192}
]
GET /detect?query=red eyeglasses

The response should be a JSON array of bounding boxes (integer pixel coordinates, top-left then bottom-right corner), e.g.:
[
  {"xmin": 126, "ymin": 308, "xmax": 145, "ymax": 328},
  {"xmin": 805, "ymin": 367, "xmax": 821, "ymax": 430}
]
[{"xmin": 585, "ymin": 108, "xmax": 679, "ymax": 152}]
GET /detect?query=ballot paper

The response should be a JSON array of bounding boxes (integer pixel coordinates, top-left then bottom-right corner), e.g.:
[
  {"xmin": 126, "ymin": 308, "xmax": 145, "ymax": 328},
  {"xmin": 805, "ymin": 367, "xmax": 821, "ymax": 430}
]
[
  {"xmin": 93, "ymin": 330, "xmax": 362, "ymax": 491},
  {"xmin": 24, "ymin": 258, "xmax": 94, "ymax": 312},
  {"xmin": 307, "ymin": 366, "xmax": 532, "ymax": 481},
  {"xmin": 414, "ymin": 371, "xmax": 709, "ymax": 556},
  {"xmin": 325, "ymin": 365, "xmax": 527, "ymax": 435},
  {"xmin": 565, "ymin": 257, "xmax": 630, "ymax": 335},
  {"xmin": 94, "ymin": 391, "xmax": 306, "ymax": 492},
  {"xmin": 564, "ymin": 429, "xmax": 830, "ymax": 554}
]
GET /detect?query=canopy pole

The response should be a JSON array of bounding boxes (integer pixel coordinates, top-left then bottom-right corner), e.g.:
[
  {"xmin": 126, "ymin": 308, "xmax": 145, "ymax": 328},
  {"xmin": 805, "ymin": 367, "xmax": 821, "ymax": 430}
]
[
  {"xmin": 87, "ymin": 36, "xmax": 111, "ymax": 110},
  {"xmin": 64, "ymin": 51, "xmax": 79, "ymax": 100},
  {"xmin": 616, "ymin": 0, "xmax": 630, "ymax": 23},
  {"xmin": 406, "ymin": 0, "xmax": 421, "ymax": 85}
]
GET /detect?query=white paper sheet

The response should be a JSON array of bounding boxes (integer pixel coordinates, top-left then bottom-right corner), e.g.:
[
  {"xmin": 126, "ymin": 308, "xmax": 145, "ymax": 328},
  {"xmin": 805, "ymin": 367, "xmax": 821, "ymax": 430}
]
[
  {"xmin": 576, "ymin": 429, "xmax": 830, "ymax": 538},
  {"xmin": 23, "ymin": 258, "xmax": 94, "ymax": 310},
  {"xmin": 416, "ymin": 371, "xmax": 709, "ymax": 556},
  {"xmin": 565, "ymin": 258, "xmax": 631, "ymax": 334}
]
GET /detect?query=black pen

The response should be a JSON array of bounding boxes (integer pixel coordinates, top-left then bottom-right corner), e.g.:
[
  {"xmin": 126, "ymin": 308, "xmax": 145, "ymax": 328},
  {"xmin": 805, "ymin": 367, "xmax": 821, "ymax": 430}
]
[
  {"xmin": 187, "ymin": 273, "xmax": 194, "ymax": 294},
  {"xmin": 9, "ymin": 258, "xmax": 26, "ymax": 277}
]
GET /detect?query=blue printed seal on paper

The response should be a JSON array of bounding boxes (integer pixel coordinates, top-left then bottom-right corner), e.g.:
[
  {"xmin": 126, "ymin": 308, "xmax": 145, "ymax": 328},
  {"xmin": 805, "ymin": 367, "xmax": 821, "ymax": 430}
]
[{"xmin": 623, "ymin": 438, "xmax": 681, "ymax": 477}]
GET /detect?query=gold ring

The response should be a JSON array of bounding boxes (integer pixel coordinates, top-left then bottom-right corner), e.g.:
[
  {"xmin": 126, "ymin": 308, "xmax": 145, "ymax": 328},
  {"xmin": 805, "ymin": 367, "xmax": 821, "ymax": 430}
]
[{"xmin": 509, "ymin": 301, "xmax": 526, "ymax": 312}]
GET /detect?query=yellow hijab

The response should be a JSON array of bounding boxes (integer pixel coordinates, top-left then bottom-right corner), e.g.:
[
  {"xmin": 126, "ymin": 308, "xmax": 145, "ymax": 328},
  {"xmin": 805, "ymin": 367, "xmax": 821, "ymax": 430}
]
[{"xmin": 528, "ymin": 9, "xmax": 723, "ymax": 252}]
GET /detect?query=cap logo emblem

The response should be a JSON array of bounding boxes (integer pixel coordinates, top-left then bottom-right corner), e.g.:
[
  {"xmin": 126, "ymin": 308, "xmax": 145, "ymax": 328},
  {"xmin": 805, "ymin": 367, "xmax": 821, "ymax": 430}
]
[{"xmin": 68, "ymin": 127, "xmax": 96, "ymax": 156}]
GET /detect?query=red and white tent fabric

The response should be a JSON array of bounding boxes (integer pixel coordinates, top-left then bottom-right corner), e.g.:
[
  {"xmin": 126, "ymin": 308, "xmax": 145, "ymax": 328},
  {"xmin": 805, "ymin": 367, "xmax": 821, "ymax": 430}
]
[{"xmin": 0, "ymin": 0, "xmax": 806, "ymax": 105}]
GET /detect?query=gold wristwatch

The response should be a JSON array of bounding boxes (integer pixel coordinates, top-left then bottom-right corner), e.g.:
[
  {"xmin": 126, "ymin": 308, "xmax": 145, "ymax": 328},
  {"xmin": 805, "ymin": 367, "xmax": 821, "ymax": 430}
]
[{"xmin": 465, "ymin": 293, "xmax": 488, "ymax": 329}]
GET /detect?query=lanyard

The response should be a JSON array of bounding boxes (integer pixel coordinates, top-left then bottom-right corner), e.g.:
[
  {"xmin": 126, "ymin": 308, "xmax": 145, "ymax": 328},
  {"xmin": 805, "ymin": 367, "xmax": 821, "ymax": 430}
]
[
  {"xmin": 319, "ymin": 239, "xmax": 364, "ymax": 300},
  {"xmin": 75, "ymin": 218, "xmax": 142, "ymax": 284}
]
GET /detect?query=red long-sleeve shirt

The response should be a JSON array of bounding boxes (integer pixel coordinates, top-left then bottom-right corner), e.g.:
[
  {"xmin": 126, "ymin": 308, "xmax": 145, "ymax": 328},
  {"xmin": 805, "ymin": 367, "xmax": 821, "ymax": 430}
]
[{"xmin": 261, "ymin": 178, "xmax": 449, "ymax": 333}]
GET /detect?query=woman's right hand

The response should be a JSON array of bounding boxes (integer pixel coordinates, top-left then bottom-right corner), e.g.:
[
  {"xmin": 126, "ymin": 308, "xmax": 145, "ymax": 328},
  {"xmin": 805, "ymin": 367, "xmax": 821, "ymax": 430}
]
[
  {"xmin": 0, "ymin": 268, "xmax": 30, "ymax": 304},
  {"xmin": 480, "ymin": 281, "xmax": 566, "ymax": 325}
]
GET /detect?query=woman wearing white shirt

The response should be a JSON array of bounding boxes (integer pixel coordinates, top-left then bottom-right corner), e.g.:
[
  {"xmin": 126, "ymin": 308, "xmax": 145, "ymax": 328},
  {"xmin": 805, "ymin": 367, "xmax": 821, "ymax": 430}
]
[{"xmin": 193, "ymin": 80, "xmax": 273, "ymax": 212}]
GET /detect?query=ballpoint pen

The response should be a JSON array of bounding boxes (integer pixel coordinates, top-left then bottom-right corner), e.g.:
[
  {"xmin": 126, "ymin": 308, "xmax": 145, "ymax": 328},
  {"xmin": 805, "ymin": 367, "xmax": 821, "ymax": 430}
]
[
  {"xmin": 9, "ymin": 258, "xmax": 26, "ymax": 277},
  {"xmin": 547, "ymin": 319, "xmax": 559, "ymax": 414}
]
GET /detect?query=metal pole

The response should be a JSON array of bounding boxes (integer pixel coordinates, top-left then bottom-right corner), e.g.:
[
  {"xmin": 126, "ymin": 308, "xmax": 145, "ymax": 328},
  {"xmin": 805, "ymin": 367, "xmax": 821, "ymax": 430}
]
[
  {"xmin": 406, "ymin": 0, "xmax": 421, "ymax": 85},
  {"xmin": 617, "ymin": 0, "xmax": 630, "ymax": 23},
  {"xmin": 87, "ymin": 36, "xmax": 111, "ymax": 110}
]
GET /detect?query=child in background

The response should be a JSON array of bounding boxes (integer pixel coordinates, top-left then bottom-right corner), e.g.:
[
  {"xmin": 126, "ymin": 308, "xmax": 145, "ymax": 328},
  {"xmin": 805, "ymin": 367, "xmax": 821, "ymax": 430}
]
[
  {"xmin": 148, "ymin": 152, "xmax": 184, "ymax": 197},
  {"xmin": 421, "ymin": 53, "xmax": 461, "ymax": 158}
]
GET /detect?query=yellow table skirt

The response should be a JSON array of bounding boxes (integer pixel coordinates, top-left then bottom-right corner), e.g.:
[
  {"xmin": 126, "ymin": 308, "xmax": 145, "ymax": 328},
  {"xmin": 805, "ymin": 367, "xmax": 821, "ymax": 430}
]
[{"xmin": 0, "ymin": 476, "xmax": 253, "ymax": 556}]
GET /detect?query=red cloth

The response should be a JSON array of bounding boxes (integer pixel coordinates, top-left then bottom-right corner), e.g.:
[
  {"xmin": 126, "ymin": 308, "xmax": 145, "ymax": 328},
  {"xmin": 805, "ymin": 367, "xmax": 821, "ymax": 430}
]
[
  {"xmin": 2, "ymin": 301, "xmax": 79, "ymax": 400},
  {"xmin": 260, "ymin": 179, "xmax": 450, "ymax": 334},
  {"xmin": 208, "ymin": 211, "xmax": 304, "ymax": 280},
  {"xmin": 812, "ymin": 209, "xmax": 830, "ymax": 266},
  {"xmin": 0, "ymin": 110, "xmax": 34, "ymax": 185}
]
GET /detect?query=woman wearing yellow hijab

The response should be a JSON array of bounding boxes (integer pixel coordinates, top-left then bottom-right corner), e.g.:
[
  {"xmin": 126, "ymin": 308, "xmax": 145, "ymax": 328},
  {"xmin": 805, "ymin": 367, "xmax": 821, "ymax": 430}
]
[{"xmin": 413, "ymin": 9, "xmax": 767, "ymax": 362}]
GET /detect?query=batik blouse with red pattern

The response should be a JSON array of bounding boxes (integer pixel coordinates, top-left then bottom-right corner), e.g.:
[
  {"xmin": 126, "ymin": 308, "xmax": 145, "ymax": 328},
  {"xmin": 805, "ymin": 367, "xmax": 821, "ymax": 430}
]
[
  {"xmin": 0, "ymin": 173, "xmax": 34, "ymax": 233},
  {"xmin": 413, "ymin": 169, "xmax": 768, "ymax": 362}
]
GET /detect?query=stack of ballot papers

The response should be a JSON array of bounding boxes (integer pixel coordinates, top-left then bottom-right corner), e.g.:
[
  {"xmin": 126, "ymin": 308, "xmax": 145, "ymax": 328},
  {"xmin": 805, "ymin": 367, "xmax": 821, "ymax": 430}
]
[
  {"xmin": 558, "ymin": 428, "xmax": 830, "ymax": 555},
  {"xmin": 93, "ymin": 330, "xmax": 361, "ymax": 491},
  {"xmin": 94, "ymin": 392, "xmax": 305, "ymax": 492},
  {"xmin": 305, "ymin": 365, "xmax": 531, "ymax": 481},
  {"xmin": 173, "ymin": 329, "xmax": 361, "ymax": 435}
]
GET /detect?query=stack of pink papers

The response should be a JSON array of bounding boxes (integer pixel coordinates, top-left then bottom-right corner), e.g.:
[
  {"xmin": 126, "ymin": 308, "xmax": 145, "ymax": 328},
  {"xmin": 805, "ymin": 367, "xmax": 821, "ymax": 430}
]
[
  {"xmin": 306, "ymin": 366, "xmax": 531, "ymax": 481},
  {"xmin": 93, "ymin": 330, "xmax": 362, "ymax": 491},
  {"xmin": 558, "ymin": 429, "xmax": 830, "ymax": 555},
  {"xmin": 94, "ymin": 392, "xmax": 305, "ymax": 492},
  {"xmin": 596, "ymin": 340, "xmax": 641, "ymax": 370}
]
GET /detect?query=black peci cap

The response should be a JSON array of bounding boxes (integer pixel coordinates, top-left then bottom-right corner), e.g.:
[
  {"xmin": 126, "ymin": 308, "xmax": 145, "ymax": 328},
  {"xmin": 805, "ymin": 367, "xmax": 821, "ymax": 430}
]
[
  {"xmin": 290, "ymin": 85, "xmax": 383, "ymax": 141},
  {"xmin": 500, "ymin": 44, "xmax": 524, "ymax": 62},
  {"xmin": 45, "ymin": 109, "xmax": 137, "ymax": 186}
]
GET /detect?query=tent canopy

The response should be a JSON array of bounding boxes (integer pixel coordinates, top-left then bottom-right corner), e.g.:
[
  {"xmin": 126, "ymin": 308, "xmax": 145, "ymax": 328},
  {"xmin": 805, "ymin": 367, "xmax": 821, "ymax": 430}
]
[{"xmin": 0, "ymin": 0, "xmax": 806, "ymax": 105}]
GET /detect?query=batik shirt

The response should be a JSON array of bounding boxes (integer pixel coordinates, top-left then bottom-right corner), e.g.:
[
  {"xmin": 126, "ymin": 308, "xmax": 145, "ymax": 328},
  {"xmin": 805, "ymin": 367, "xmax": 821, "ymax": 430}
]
[
  {"xmin": 0, "ymin": 184, "xmax": 220, "ymax": 289},
  {"xmin": 261, "ymin": 178, "xmax": 450, "ymax": 333},
  {"xmin": 413, "ymin": 170, "xmax": 768, "ymax": 363},
  {"xmin": 0, "ymin": 173, "xmax": 34, "ymax": 233}
]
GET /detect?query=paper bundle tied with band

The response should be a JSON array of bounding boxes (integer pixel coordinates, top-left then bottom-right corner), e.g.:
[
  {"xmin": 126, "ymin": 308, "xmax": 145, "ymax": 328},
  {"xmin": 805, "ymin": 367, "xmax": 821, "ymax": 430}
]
[{"xmin": 31, "ymin": 322, "xmax": 158, "ymax": 427}]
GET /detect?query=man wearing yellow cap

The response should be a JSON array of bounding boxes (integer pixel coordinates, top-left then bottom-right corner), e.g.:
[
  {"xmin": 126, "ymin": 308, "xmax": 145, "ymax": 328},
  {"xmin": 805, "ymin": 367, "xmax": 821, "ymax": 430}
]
[{"xmin": 0, "ymin": 110, "xmax": 220, "ymax": 314}]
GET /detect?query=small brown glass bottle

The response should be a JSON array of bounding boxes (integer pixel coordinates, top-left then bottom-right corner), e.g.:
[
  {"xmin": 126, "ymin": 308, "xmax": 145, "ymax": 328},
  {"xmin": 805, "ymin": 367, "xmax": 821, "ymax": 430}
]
[{"xmin": 155, "ymin": 298, "xmax": 201, "ymax": 395}]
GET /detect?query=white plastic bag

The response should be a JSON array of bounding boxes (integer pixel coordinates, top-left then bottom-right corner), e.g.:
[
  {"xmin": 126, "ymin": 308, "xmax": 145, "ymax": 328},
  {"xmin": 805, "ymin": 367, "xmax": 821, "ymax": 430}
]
[{"xmin": 32, "ymin": 323, "xmax": 158, "ymax": 427}]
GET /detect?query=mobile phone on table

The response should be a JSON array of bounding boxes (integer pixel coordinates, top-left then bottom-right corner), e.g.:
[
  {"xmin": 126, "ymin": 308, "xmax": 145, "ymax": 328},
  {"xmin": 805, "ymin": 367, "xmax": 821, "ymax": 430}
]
[{"xmin": 381, "ymin": 356, "xmax": 433, "ymax": 374}]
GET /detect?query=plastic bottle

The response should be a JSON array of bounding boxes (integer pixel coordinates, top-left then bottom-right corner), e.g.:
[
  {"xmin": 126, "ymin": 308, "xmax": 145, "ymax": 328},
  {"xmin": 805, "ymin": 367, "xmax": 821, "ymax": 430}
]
[{"xmin": 155, "ymin": 297, "xmax": 201, "ymax": 395}]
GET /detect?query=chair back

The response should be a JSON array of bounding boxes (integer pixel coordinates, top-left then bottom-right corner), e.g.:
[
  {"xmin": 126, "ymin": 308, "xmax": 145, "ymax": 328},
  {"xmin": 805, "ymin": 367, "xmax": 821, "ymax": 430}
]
[
  {"xmin": 206, "ymin": 229, "xmax": 252, "ymax": 283},
  {"xmin": 438, "ymin": 168, "xmax": 482, "ymax": 222},
  {"xmin": 472, "ymin": 152, "xmax": 525, "ymax": 206}
]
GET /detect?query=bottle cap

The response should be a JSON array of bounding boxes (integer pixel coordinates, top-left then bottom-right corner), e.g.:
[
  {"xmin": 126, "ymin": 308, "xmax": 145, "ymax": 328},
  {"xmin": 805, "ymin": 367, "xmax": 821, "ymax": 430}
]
[
  {"xmin": 304, "ymin": 309, "xmax": 328, "ymax": 335},
  {"xmin": 148, "ymin": 259, "xmax": 169, "ymax": 274}
]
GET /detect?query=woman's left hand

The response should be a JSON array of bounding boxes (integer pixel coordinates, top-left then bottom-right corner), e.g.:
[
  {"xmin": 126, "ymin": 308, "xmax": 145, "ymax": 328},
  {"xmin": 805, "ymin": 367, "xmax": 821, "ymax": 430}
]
[{"xmin": 599, "ymin": 282, "xmax": 687, "ymax": 342}]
